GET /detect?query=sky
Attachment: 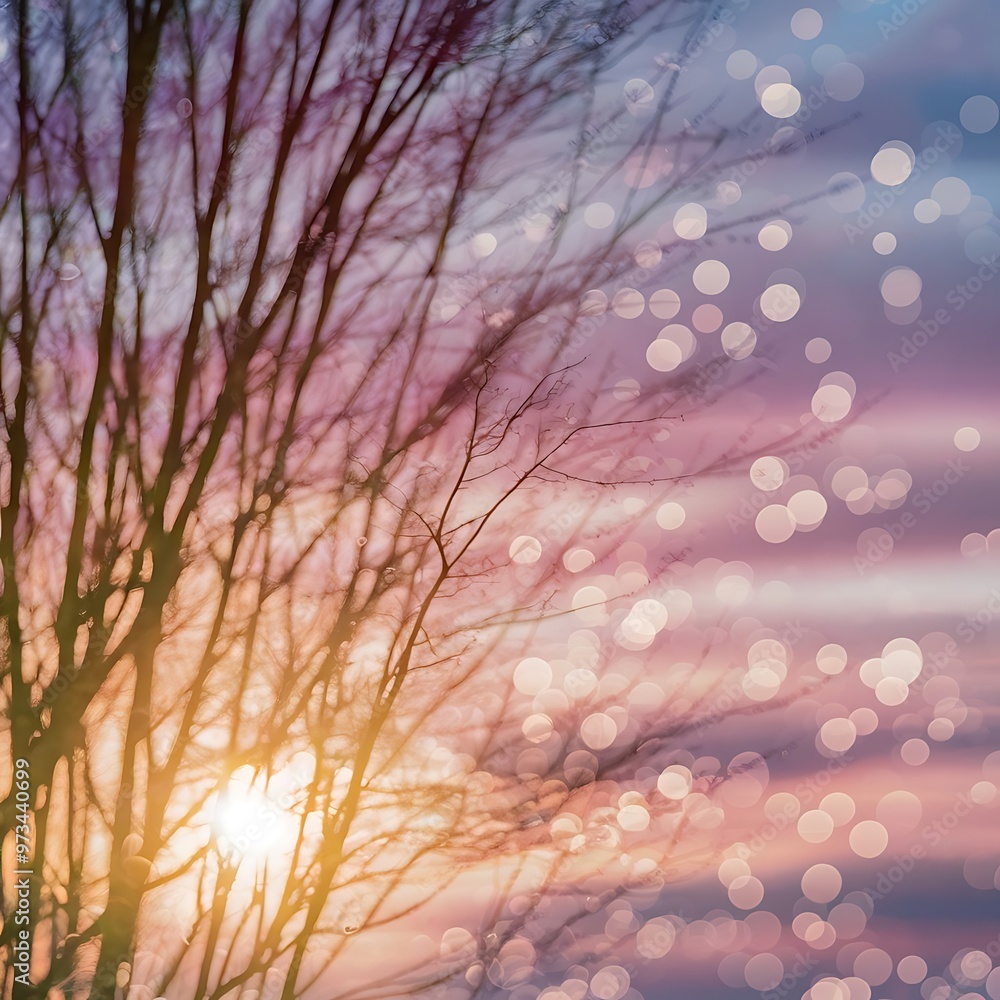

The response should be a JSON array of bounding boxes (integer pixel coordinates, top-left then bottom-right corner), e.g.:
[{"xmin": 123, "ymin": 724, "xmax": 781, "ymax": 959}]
[
  {"xmin": 13, "ymin": 0, "xmax": 995, "ymax": 995},
  {"xmin": 207, "ymin": 1, "xmax": 1000, "ymax": 996},
  {"xmin": 474, "ymin": 0, "xmax": 1000, "ymax": 998}
]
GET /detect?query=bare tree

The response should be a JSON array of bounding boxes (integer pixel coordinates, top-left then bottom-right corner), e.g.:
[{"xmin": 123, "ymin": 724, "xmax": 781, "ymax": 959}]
[{"xmin": 0, "ymin": 0, "xmax": 823, "ymax": 997}]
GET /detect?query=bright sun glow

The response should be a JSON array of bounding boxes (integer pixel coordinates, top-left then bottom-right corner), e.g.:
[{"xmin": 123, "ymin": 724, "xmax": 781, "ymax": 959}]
[{"xmin": 211, "ymin": 767, "xmax": 291, "ymax": 862}]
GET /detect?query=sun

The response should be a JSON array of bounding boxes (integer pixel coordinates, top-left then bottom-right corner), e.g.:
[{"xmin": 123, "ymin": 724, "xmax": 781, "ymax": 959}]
[{"xmin": 211, "ymin": 767, "xmax": 290, "ymax": 863}]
